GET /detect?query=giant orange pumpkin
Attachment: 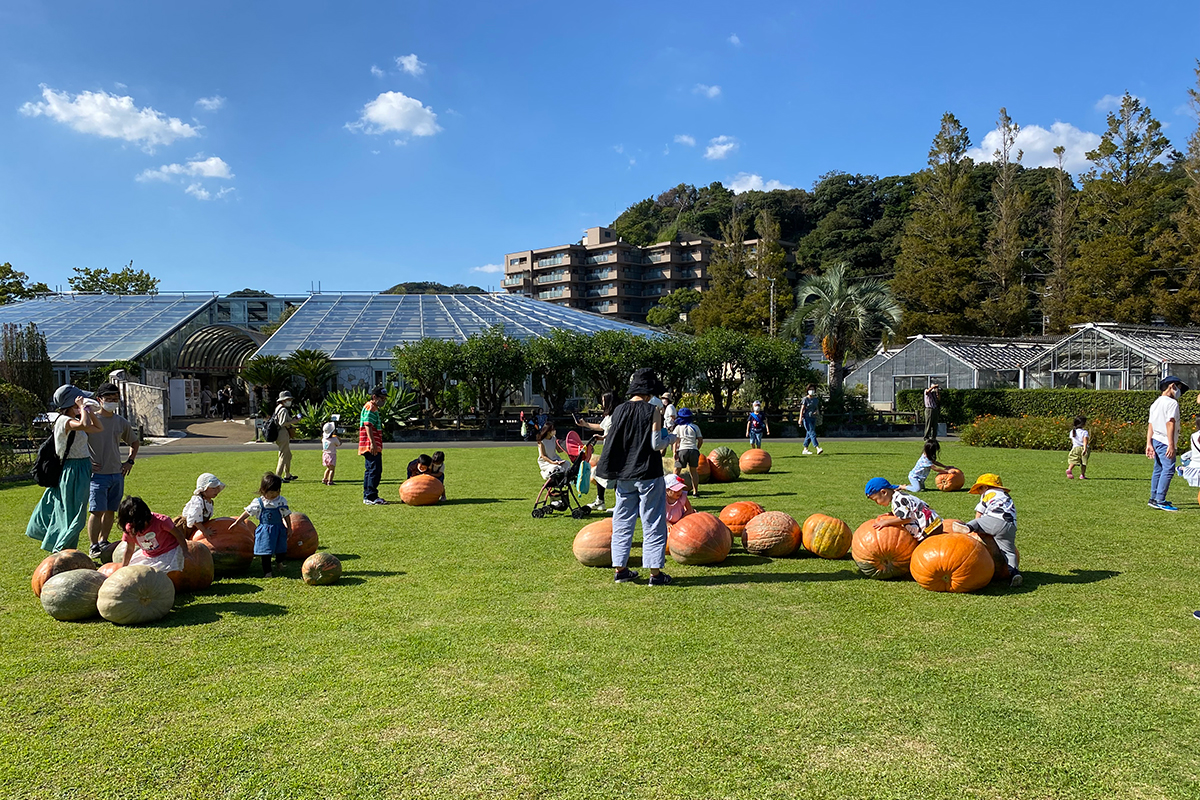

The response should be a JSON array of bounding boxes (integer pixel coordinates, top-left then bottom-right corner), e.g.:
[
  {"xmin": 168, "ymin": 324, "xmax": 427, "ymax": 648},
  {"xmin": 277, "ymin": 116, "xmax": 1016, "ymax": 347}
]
[
  {"xmin": 694, "ymin": 456, "xmax": 711, "ymax": 484},
  {"xmin": 935, "ymin": 468, "xmax": 965, "ymax": 491},
  {"xmin": 573, "ymin": 518, "xmax": 614, "ymax": 567},
  {"xmin": 739, "ymin": 449, "xmax": 772, "ymax": 474},
  {"xmin": 400, "ymin": 474, "xmax": 443, "ymax": 506},
  {"xmin": 963, "ymin": 528, "xmax": 1020, "ymax": 581},
  {"xmin": 851, "ymin": 515, "xmax": 919, "ymax": 579},
  {"xmin": 191, "ymin": 517, "xmax": 256, "ymax": 576},
  {"xmin": 909, "ymin": 532, "xmax": 995, "ymax": 593},
  {"xmin": 742, "ymin": 511, "xmax": 801, "ymax": 557},
  {"xmin": 801, "ymin": 514, "xmax": 853, "ymax": 559},
  {"xmin": 707, "ymin": 447, "xmax": 741, "ymax": 482},
  {"xmin": 286, "ymin": 512, "xmax": 319, "ymax": 559},
  {"xmin": 98, "ymin": 562, "xmax": 122, "ymax": 578},
  {"xmin": 667, "ymin": 512, "xmax": 732, "ymax": 565},
  {"xmin": 31, "ymin": 550, "xmax": 97, "ymax": 597},
  {"xmin": 719, "ymin": 501, "xmax": 765, "ymax": 540},
  {"xmin": 169, "ymin": 540, "xmax": 215, "ymax": 592}
]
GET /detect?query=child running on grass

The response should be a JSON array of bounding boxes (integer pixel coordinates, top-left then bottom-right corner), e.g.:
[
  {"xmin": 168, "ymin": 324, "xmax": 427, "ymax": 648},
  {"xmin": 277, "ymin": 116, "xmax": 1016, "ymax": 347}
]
[
  {"xmin": 181, "ymin": 473, "xmax": 225, "ymax": 539},
  {"xmin": 672, "ymin": 408, "xmax": 704, "ymax": 499},
  {"xmin": 118, "ymin": 496, "xmax": 187, "ymax": 573},
  {"xmin": 1066, "ymin": 416, "xmax": 1089, "ymax": 480},
  {"xmin": 905, "ymin": 440, "xmax": 954, "ymax": 492},
  {"xmin": 746, "ymin": 401, "xmax": 769, "ymax": 449},
  {"xmin": 664, "ymin": 474, "xmax": 694, "ymax": 525},
  {"xmin": 233, "ymin": 472, "xmax": 291, "ymax": 579},
  {"xmin": 864, "ymin": 477, "xmax": 943, "ymax": 542},
  {"xmin": 322, "ymin": 421, "xmax": 340, "ymax": 485},
  {"xmin": 952, "ymin": 473, "xmax": 1022, "ymax": 588}
]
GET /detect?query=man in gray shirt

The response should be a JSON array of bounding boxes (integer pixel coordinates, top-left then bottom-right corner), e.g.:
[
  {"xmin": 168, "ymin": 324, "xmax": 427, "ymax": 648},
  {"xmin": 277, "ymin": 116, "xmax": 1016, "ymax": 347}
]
[{"xmin": 87, "ymin": 382, "xmax": 140, "ymax": 557}]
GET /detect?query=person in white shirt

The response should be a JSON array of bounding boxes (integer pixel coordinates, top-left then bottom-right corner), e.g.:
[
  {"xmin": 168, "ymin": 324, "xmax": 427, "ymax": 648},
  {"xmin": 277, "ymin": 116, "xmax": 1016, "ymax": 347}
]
[
  {"xmin": 671, "ymin": 408, "xmax": 704, "ymax": 498},
  {"xmin": 1146, "ymin": 376, "xmax": 1187, "ymax": 511},
  {"xmin": 661, "ymin": 391, "xmax": 677, "ymax": 431},
  {"xmin": 1066, "ymin": 415, "xmax": 1089, "ymax": 480},
  {"xmin": 1176, "ymin": 415, "xmax": 1200, "ymax": 488}
]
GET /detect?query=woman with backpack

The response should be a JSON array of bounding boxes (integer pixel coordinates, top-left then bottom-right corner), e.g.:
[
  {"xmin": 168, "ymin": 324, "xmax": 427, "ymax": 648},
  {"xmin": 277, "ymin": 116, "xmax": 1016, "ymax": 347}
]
[
  {"xmin": 271, "ymin": 391, "xmax": 300, "ymax": 482},
  {"xmin": 26, "ymin": 385, "xmax": 104, "ymax": 553}
]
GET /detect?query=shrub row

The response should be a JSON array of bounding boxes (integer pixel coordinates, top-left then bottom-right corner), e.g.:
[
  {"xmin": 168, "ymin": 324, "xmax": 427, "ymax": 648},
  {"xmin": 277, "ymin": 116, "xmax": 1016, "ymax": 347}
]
[
  {"xmin": 958, "ymin": 415, "xmax": 1198, "ymax": 454},
  {"xmin": 896, "ymin": 388, "xmax": 1199, "ymax": 427}
]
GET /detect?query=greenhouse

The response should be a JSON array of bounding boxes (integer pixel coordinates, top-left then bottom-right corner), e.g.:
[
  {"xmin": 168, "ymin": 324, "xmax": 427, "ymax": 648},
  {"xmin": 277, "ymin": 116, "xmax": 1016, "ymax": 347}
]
[{"xmin": 1023, "ymin": 323, "xmax": 1200, "ymax": 391}]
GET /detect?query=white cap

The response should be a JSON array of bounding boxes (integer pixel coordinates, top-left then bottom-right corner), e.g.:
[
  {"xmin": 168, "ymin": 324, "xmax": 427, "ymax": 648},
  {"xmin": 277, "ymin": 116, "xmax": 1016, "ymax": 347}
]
[
  {"xmin": 196, "ymin": 473, "xmax": 225, "ymax": 493},
  {"xmin": 664, "ymin": 474, "xmax": 686, "ymax": 493},
  {"xmin": 322, "ymin": 422, "xmax": 336, "ymax": 436}
]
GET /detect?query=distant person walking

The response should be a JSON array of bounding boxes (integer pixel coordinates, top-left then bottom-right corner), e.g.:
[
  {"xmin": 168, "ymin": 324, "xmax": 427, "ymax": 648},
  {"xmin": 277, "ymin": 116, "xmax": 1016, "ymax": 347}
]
[
  {"xmin": 1146, "ymin": 376, "xmax": 1187, "ymax": 512},
  {"xmin": 923, "ymin": 382, "xmax": 941, "ymax": 441},
  {"xmin": 746, "ymin": 400, "xmax": 769, "ymax": 450},
  {"xmin": 272, "ymin": 391, "xmax": 300, "ymax": 482},
  {"xmin": 200, "ymin": 387, "xmax": 213, "ymax": 418},
  {"xmin": 360, "ymin": 386, "xmax": 388, "ymax": 505},
  {"xmin": 85, "ymin": 382, "xmax": 140, "ymax": 557},
  {"xmin": 223, "ymin": 385, "xmax": 236, "ymax": 422},
  {"xmin": 26, "ymin": 386, "xmax": 103, "ymax": 553},
  {"xmin": 800, "ymin": 385, "xmax": 822, "ymax": 455}
]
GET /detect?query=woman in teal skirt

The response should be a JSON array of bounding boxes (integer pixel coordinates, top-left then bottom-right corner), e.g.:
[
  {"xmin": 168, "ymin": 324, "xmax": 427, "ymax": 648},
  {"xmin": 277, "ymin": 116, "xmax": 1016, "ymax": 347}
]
[{"xmin": 27, "ymin": 386, "xmax": 103, "ymax": 553}]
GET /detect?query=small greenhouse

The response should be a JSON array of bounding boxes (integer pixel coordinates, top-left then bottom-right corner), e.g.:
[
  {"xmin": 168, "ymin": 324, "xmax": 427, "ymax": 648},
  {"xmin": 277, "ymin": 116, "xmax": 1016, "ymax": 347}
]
[{"xmin": 1023, "ymin": 323, "xmax": 1200, "ymax": 391}]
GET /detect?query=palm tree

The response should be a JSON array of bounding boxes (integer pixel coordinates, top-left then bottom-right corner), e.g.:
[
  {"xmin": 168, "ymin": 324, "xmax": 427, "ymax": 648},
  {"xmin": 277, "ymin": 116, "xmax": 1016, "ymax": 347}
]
[
  {"xmin": 781, "ymin": 263, "xmax": 901, "ymax": 391},
  {"xmin": 240, "ymin": 354, "xmax": 293, "ymax": 406},
  {"xmin": 287, "ymin": 349, "xmax": 338, "ymax": 402}
]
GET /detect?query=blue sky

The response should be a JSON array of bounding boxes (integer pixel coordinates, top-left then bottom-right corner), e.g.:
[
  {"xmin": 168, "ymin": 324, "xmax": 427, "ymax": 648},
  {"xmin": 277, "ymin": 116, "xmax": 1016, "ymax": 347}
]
[{"xmin": 2, "ymin": 0, "xmax": 1198, "ymax": 295}]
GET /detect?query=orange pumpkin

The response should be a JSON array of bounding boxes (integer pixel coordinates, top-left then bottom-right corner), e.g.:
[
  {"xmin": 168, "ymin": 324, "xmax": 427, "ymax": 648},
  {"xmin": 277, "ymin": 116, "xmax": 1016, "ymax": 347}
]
[
  {"xmin": 400, "ymin": 474, "xmax": 443, "ymax": 506},
  {"xmin": 909, "ymin": 532, "xmax": 995, "ymax": 593},
  {"xmin": 719, "ymin": 501, "xmax": 765, "ymax": 540},
  {"xmin": 286, "ymin": 512, "xmax": 319, "ymax": 559},
  {"xmin": 97, "ymin": 562, "xmax": 123, "ymax": 578},
  {"xmin": 168, "ymin": 541, "xmax": 215, "ymax": 592},
  {"xmin": 694, "ymin": 456, "xmax": 711, "ymax": 484},
  {"xmin": 739, "ymin": 448, "xmax": 772, "ymax": 474},
  {"xmin": 31, "ymin": 550, "xmax": 97, "ymax": 597},
  {"xmin": 191, "ymin": 517, "xmax": 256, "ymax": 576},
  {"xmin": 707, "ymin": 447, "xmax": 741, "ymax": 482},
  {"xmin": 742, "ymin": 511, "xmax": 801, "ymax": 557},
  {"xmin": 851, "ymin": 515, "xmax": 918, "ymax": 579},
  {"xmin": 965, "ymin": 530, "xmax": 1020, "ymax": 581},
  {"xmin": 935, "ymin": 468, "xmax": 965, "ymax": 491},
  {"xmin": 667, "ymin": 512, "xmax": 732, "ymax": 565},
  {"xmin": 573, "ymin": 518, "xmax": 614, "ymax": 567},
  {"xmin": 801, "ymin": 514, "xmax": 853, "ymax": 559}
]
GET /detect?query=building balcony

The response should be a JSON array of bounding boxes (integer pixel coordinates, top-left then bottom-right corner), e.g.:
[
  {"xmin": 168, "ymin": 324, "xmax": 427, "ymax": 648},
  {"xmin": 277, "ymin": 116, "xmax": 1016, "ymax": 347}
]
[
  {"xmin": 501, "ymin": 275, "xmax": 528, "ymax": 288},
  {"xmin": 537, "ymin": 287, "xmax": 574, "ymax": 301},
  {"xmin": 583, "ymin": 269, "xmax": 616, "ymax": 282},
  {"xmin": 534, "ymin": 271, "xmax": 571, "ymax": 285}
]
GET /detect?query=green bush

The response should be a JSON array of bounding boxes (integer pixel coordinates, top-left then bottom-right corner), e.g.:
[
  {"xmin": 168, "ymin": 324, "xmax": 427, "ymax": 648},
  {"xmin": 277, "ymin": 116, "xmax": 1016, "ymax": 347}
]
[
  {"xmin": 958, "ymin": 415, "xmax": 1186, "ymax": 454},
  {"xmin": 896, "ymin": 388, "xmax": 1196, "ymax": 427}
]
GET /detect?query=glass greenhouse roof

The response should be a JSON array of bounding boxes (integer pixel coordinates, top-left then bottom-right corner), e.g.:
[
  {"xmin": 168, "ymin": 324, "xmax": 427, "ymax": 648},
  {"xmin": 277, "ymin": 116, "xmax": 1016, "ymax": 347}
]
[
  {"xmin": 0, "ymin": 294, "xmax": 215, "ymax": 362},
  {"xmin": 256, "ymin": 293, "xmax": 657, "ymax": 360}
]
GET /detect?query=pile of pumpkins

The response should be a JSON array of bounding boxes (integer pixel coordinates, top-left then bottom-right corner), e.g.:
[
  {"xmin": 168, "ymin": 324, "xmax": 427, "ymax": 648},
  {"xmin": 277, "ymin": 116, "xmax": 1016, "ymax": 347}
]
[
  {"xmin": 32, "ymin": 513, "xmax": 341, "ymax": 626},
  {"xmin": 852, "ymin": 515, "xmax": 1012, "ymax": 593},
  {"xmin": 652, "ymin": 446, "xmax": 773, "ymax": 486}
]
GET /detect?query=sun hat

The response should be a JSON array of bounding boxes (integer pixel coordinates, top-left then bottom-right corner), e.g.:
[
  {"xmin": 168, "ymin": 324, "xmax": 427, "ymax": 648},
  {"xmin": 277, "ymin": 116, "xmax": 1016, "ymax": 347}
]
[
  {"xmin": 195, "ymin": 473, "xmax": 226, "ymax": 493},
  {"xmin": 322, "ymin": 421, "xmax": 336, "ymax": 437},
  {"xmin": 675, "ymin": 408, "xmax": 694, "ymax": 423},
  {"xmin": 277, "ymin": 390, "xmax": 293, "ymax": 402},
  {"xmin": 1160, "ymin": 375, "xmax": 1190, "ymax": 391},
  {"xmin": 627, "ymin": 368, "xmax": 665, "ymax": 398},
  {"xmin": 752, "ymin": 400, "xmax": 761, "ymax": 408},
  {"xmin": 968, "ymin": 473, "xmax": 1011, "ymax": 495},
  {"xmin": 664, "ymin": 474, "xmax": 686, "ymax": 493},
  {"xmin": 51, "ymin": 384, "xmax": 93, "ymax": 410},
  {"xmin": 864, "ymin": 477, "xmax": 898, "ymax": 497}
]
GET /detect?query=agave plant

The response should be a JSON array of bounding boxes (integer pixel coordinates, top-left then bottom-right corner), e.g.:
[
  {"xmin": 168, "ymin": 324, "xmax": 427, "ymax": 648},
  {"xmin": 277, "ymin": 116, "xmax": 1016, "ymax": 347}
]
[{"xmin": 292, "ymin": 399, "xmax": 328, "ymax": 439}]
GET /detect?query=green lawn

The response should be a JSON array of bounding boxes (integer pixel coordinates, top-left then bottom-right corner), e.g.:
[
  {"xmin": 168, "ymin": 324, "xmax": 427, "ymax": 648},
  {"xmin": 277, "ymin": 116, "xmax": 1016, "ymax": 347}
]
[{"xmin": 2, "ymin": 441, "xmax": 1198, "ymax": 800}]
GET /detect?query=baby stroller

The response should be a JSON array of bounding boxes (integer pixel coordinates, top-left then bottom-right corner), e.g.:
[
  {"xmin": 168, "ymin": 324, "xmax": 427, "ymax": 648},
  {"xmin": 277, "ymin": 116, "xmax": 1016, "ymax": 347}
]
[{"xmin": 533, "ymin": 431, "xmax": 597, "ymax": 519}]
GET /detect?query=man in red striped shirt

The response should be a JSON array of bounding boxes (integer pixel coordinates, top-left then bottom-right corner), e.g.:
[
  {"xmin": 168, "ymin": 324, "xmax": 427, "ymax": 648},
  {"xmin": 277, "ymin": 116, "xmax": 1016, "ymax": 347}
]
[{"xmin": 360, "ymin": 386, "xmax": 387, "ymax": 505}]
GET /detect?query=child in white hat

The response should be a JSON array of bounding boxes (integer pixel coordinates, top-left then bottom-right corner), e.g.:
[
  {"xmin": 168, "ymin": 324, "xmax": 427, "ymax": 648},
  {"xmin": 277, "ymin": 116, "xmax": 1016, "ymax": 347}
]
[
  {"xmin": 322, "ymin": 421, "xmax": 341, "ymax": 486},
  {"xmin": 664, "ymin": 474, "xmax": 694, "ymax": 525},
  {"xmin": 181, "ymin": 473, "xmax": 226, "ymax": 539}
]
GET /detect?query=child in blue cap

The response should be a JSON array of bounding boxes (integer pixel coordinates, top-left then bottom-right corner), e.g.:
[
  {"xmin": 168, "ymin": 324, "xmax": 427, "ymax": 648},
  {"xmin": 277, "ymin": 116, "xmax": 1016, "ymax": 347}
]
[{"xmin": 864, "ymin": 476, "xmax": 943, "ymax": 541}]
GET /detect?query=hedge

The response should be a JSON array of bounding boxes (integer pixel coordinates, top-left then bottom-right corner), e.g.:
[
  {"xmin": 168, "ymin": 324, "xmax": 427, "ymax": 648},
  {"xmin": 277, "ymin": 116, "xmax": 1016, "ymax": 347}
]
[
  {"xmin": 957, "ymin": 415, "xmax": 1175, "ymax": 454},
  {"xmin": 895, "ymin": 388, "xmax": 1199, "ymax": 428}
]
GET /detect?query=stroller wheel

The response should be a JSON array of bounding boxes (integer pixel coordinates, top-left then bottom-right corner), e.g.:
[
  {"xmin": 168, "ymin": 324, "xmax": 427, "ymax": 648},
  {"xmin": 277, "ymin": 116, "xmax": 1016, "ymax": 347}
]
[
  {"xmin": 571, "ymin": 506, "xmax": 591, "ymax": 519},
  {"xmin": 531, "ymin": 507, "xmax": 546, "ymax": 519}
]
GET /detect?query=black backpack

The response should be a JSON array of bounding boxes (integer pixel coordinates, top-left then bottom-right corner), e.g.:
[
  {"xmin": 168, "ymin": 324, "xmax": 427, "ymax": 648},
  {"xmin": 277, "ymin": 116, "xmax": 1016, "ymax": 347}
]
[
  {"xmin": 33, "ymin": 429, "xmax": 77, "ymax": 488},
  {"xmin": 264, "ymin": 417, "xmax": 280, "ymax": 443}
]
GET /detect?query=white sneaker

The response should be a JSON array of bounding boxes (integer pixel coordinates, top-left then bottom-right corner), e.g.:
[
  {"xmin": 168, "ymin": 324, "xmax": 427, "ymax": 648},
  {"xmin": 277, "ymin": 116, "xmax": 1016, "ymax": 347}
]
[
  {"xmin": 802, "ymin": 448, "xmax": 812, "ymax": 455},
  {"xmin": 589, "ymin": 498, "xmax": 605, "ymax": 511},
  {"xmin": 816, "ymin": 447, "xmax": 824, "ymax": 454}
]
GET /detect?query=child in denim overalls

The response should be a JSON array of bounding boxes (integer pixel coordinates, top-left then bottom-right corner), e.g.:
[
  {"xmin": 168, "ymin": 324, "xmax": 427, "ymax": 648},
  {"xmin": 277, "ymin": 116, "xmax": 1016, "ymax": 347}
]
[{"xmin": 234, "ymin": 472, "xmax": 292, "ymax": 578}]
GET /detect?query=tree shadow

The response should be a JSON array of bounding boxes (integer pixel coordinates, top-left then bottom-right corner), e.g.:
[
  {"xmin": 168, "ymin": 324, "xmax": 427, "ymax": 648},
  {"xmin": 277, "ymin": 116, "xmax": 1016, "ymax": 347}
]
[
  {"xmin": 679, "ymin": 570, "xmax": 862, "ymax": 586},
  {"xmin": 152, "ymin": 601, "xmax": 289, "ymax": 627}
]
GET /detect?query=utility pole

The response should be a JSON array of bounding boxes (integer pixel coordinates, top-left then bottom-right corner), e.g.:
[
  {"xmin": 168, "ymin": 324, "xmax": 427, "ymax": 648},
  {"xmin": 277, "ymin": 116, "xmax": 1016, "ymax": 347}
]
[{"xmin": 768, "ymin": 278, "xmax": 776, "ymax": 338}]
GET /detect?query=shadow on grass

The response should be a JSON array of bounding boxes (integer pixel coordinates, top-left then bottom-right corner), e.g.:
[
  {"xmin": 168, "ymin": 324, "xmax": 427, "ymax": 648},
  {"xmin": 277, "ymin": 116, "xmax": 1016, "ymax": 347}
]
[
  {"xmin": 199, "ymin": 582, "xmax": 263, "ymax": 597},
  {"xmin": 443, "ymin": 498, "xmax": 513, "ymax": 505},
  {"xmin": 983, "ymin": 569, "xmax": 1122, "ymax": 596},
  {"xmin": 680, "ymin": 569, "xmax": 861, "ymax": 586},
  {"xmin": 330, "ymin": 552, "xmax": 362, "ymax": 561},
  {"xmin": 720, "ymin": 554, "xmax": 773, "ymax": 567},
  {"xmin": 345, "ymin": 569, "xmax": 406, "ymax": 578},
  {"xmin": 156, "ymin": 601, "xmax": 288, "ymax": 627}
]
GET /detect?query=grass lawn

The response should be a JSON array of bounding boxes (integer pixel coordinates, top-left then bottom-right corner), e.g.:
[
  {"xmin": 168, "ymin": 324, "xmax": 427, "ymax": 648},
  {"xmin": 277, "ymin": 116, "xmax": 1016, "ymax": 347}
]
[{"xmin": 2, "ymin": 440, "xmax": 1199, "ymax": 799}]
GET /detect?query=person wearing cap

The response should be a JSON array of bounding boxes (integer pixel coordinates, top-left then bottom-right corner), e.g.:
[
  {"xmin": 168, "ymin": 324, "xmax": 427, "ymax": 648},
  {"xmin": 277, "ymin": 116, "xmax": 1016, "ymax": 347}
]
[
  {"xmin": 360, "ymin": 386, "xmax": 388, "ymax": 505},
  {"xmin": 864, "ymin": 476, "xmax": 943, "ymax": 542},
  {"xmin": 181, "ymin": 473, "xmax": 226, "ymax": 539},
  {"xmin": 84, "ymin": 382, "xmax": 141, "ymax": 558},
  {"xmin": 661, "ymin": 391, "xmax": 677, "ymax": 431},
  {"xmin": 746, "ymin": 400, "xmax": 770, "ymax": 450},
  {"xmin": 1146, "ymin": 376, "xmax": 1188, "ymax": 511},
  {"xmin": 664, "ymin": 474, "xmax": 694, "ymax": 525},
  {"xmin": 595, "ymin": 368, "xmax": 677, "ymax": 586},
  {"xmin": 26, "ymin": 385, "xmax": 103, "ymax": 553},
  {"xmin": 273, "ymin": 390, "xmax": 300, "ymax": 482},
  {"xmin": 672, "ymin": 407, "xmax": 704, "ymax": 498},
  {"xmin": 956, "ymin": 473, "xmax": 1022, "ymax": 587}
]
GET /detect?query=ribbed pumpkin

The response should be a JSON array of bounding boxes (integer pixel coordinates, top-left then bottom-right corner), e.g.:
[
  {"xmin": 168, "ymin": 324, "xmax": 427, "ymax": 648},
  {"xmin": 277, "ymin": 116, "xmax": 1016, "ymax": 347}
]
[
  {"xmin": 287, "ymin": 512, "xmax": 319, "ymax": 559},
  {"xmin": 40, "ymin": 569, "xmax": 107, "ymax": 621},
  {"xmin": 97, "ymin": 565, "xmax": 175, "ymax": 625},
  {"xmin": 667, "ymin": 512, "xmax": 732, "ymax": 565},
  {"xmin": 739, "ymin": 448, "xmax": 772, "ymax": 474},
  {"xmin": 742, "ymin": 511, "xmax": 801, "ymax": 556},
  {"xmin": 694, "ymin": 455, "xmax": 711, "ymax": 484},
  {"xmin": 707, "ymin": 447, "xmax": 741, "ymax": 482},
  {"xmin": 719, "ymin": 501, "xmax": 765, "ymax": 540},
  {"xmin": 98, "ymin": 562, "xmax": 122, "ymax": 578},
  {"xmin": 935, "ymin": 468, "xmax": 965, "ymax": 491},
  {"xmin": 573, "ymin": 518, "xmax": 613, "ymax": 567},
  {"xmin": 169, "ymin": 541, "xmax": 215, "ymax": 592},
  {"xmin": 965, "ymin": 529, "xmax": 1020, "ymax": 582},
  {"xmin": 851, "ymin": 515, "xmax": 919, "ymax": 579},
  {"xmin": 801, "ymin": 514, "xmax": 853, "ymax": 559},
  {"xmin": 910, "ymin": 532, "xmax": 995, "ymax": 593},
  {"xmin": 400, "ymin": 474, "xmax": 443, "ymax": 506},
  {"xmin": 31, "ymin": 550, "xmax": 97, "ymax": 597},
  {"xmin": 191, "ymin": 518, "xmax": 256, "ymax": 576},
  {"xmin": 301, "ymin": 552, "xmax": 343, "ymax": 585}
]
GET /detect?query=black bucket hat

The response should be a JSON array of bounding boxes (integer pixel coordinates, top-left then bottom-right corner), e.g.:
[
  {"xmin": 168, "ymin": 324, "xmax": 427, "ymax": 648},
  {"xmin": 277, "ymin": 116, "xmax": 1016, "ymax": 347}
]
[{"xmin": 627, "ymin": 368, "xmax": 665, "ymax": 398}]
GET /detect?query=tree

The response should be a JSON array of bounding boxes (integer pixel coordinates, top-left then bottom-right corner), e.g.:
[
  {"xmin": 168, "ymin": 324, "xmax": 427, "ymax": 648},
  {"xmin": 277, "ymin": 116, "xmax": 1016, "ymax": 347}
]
[
  {"xmin": 1041, "ymin": 146, "xmax": 1078, "ymax": 333},
  {"xmin": 391, "ymin": 337, "xmax": 461, "ymax": 418},
  {"xmin": 453, "ymin": 326, "xmax": 527, "ymax": 422},
  {"xmin": 742, "ymin": 336, "xmax": 814, "ymax": 413},
  {"xmin": 0, "ymin": 263, "xmax": 50, "ymax": 305},
  {"xmin": 260, "ymin": 304, "xmax": 297, "ymax": 336},
  {"xmin": 1152, "ymin": 61, "xmax": 1200, "ymax": 325},
  {"xmin": 978, "ymin": 108, "xmax": 1031, "ymax": 335},
  {"xmin": 691, "ymin": 213, "xmax": 757, "ymax": 333},
  {"xmin": 648, "ymin": 335, "xmax": 697, "ymax": 403},
  {"xmin": 782, "ymin": 263, "xmax": 901, "ymax": 391},
  {"xmin": 795, "ymin": 172, "xmax": 916, "ymax": 278},
  {"xmin": 745, "ymin": 209, "xmax": 795, "ymax": 335},
  {"xmin": 286, "ymin": 349, "xmax": 338, "ymax": 403},
  {"xmin": 645, "ymin": 288, "xmax": 702, "ymax": 332},
  {"xmin": 525, "ymin": 330, "xmax": 586, "ymax": 415},
  {"xmin": 227, "ymin": 288, "xmax": 274, "ymax": 297},
  {"xmin": 693, "ymin": 327, "xmax": 748, "ymax": 415},
  {"xmin": 0, "ymin": 322, "xmax": 54, "ymax": 404},
  {"xmin": 240, "ymin": 355, "xmax": 293, "ymax": 403},
  {"xmin": 68, "ymin": 261, "xmax": 159, "ymax": 294},
  {"xmin": 891, "ymin": 113, "xmax": 984, "ymax": 336},
  {"xmin": 580, "ymin": 330, "xmax": 644, "ymax": 400}
]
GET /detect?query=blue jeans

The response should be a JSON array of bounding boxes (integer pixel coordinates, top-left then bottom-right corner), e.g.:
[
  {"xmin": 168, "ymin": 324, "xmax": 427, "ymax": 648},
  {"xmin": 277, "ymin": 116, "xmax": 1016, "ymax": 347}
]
[
  {"xmin": 611, "ymin": 477, "xmax": 668, "ymax": 570},
  {"xmin": 88, "ymin": 472, "xmax": 124, "ymax": 512},
  {"xmin": 1150, "ymin": 441, "xmax": 1175, "ymax": 503},
  {"xmin": 749, "ymin": 431, "xmax": 762, "ymax": 449},
  {"xmin": 803, "ymin": 417, "xmax": 819, "ymax": 448},
  {"xmin": 363, "ymin": 452, "xmax": 383, "ymax": 501}
]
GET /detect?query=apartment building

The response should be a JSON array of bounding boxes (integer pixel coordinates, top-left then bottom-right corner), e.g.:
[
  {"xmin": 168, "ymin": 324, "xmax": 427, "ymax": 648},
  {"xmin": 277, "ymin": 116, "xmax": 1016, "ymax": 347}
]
[{"xmin": 502, "ymin": 226, "xmax": 794, "ymax": 323}]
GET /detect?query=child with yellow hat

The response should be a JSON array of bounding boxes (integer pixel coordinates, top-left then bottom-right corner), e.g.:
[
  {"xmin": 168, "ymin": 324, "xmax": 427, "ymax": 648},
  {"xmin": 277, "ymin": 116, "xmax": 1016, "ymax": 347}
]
[{"xmin": 959, "ymin": 473, "xmax": 1021, "ymax": 587}]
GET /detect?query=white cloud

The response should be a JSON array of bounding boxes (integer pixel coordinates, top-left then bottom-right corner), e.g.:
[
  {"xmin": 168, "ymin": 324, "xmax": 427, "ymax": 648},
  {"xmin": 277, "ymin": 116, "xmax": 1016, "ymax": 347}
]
[
  {"xmin": 396, "ymin": 54, "xmax": 426, "ymax": 76},
  {"xmin": 136, "ymin": 155, "xmax": 234, "ymax": 182},
  {"xmin": 472, "ymin": 263, "xmax": 504, "ymax": 274},
  {"xmin": 694, "ymin": 83, "xmax": 721, "ymax": 99},
  {"xmin": 704, "ymin": 135, "xmax": 738, "ymax": 160},
  {"xmin": 1095, "ymin": 93, "xmax": 1145, "ymax": 112},
  {"xmin": 184, "ymin": 183, "xmax": 210, "ymax": 200},
  {"xmin": 19, "ymin": 85, "xmax": 200, "ymax": 150},
  {"xmin": 346, "ymin": 91, "xmax": 442, "ymax": 138},
  {"xmin": 195, "ymin": 95, "xmax": 225, "ymax": 111},
  {"xmin": 371, "ymin": 149, "xmax": 380, "ymax": 155},
  {"xmin": 728, "ymin": 173, "xmax": 793, "ymax": 193},
  {"xmin": 966, "ymin": 121, "xmax": 1101, "ymax": 173},
  {"xmin": 114, "ymin": 82, "xmax": 127, "ymax": 90},
  {"xmin": 729, "ymin": 34, "xmax": 741, "ymax": 46},
  {"xmin": 673, "ymin": 134, "xmax": 695, "ymax": 146},
  {"xmin": 370, "ymin": 65, "xmax": 385, "ymax": 78},
  {"xmin": 216, "ymin": 186, "xmax": 235, "ymax": 199},
  {"xmin": 613, "ymin": 144, "xmax": 624, "ymax": 154}
]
